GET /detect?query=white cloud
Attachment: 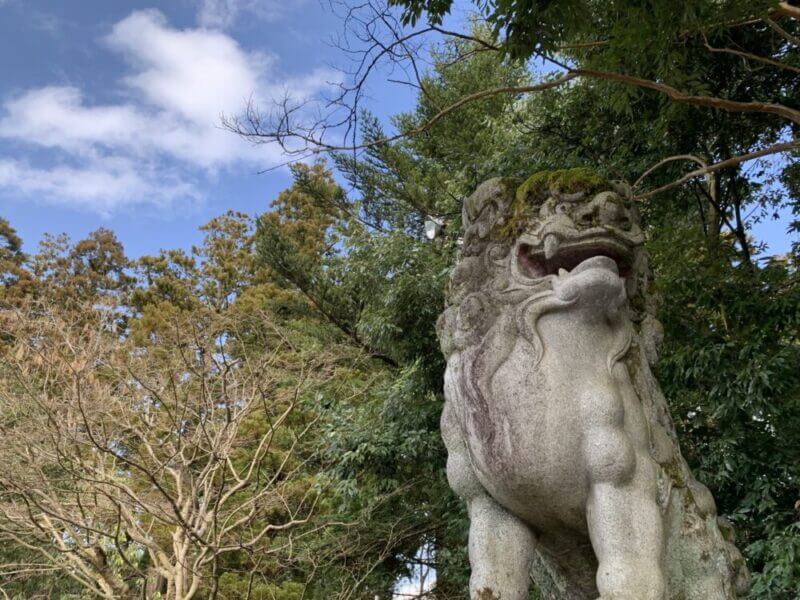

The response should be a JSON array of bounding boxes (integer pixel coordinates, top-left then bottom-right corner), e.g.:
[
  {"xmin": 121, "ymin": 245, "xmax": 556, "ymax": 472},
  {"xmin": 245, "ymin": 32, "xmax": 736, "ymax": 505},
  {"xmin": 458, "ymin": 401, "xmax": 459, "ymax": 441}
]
[
  {"xmin": 107, "ymin": 10, "xmax": 271, "ymax": 125},
  {"xmin": 0, "ymin": 9, "xmax": 334, "ymax": 213}
]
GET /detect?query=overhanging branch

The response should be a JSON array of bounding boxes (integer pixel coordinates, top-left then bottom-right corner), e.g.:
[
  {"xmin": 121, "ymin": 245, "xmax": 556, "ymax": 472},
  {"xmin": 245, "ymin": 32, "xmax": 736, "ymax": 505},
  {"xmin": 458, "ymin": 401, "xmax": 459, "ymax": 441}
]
[
  {"xmin": 572, "ymin": 68, "xmax": 800, "ymax": 125},
  {"xmin": 633, "ymin": 140, "xmax": 800, "ymax": 200}
]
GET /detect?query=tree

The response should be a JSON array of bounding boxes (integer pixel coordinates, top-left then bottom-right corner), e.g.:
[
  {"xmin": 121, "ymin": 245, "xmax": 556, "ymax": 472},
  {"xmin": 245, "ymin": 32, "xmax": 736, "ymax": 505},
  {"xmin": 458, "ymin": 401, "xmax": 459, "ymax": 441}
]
[
  {"xmin": 131, "ymin": 211, "xmax": 257, "ymax": 314},
  {"xmin": 24, "ymin": 228, "xmax": 135, "ymax": 311},
  {"xmin": 246, "ymin": 157, "xmax": 468, "ymax": 597},
  {"xmin": 0, "ymin": 218, "xmax": 34, "ymax": 306},
  {"xmin": 0, "ymin": 216, "xmax": 369, "ymax": 599},
  {"xmin": 0, "ymin": 297, "xmax": 333, "ymax": 599}
]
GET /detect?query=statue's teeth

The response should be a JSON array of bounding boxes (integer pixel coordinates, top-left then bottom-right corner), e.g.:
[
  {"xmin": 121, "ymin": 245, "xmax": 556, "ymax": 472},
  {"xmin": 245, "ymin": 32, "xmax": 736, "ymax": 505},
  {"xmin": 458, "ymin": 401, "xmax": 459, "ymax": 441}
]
[{"xmin": 544, "ymin": 234, "xmax": 559, "ymax": 259}]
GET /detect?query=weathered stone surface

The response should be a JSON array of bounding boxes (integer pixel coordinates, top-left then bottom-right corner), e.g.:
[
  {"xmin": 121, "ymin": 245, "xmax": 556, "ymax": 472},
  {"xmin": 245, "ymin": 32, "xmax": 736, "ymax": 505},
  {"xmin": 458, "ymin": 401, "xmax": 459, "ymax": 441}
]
[{"xmin": 437, "ymin": 171, "xmax": 749, "ymax": 600}]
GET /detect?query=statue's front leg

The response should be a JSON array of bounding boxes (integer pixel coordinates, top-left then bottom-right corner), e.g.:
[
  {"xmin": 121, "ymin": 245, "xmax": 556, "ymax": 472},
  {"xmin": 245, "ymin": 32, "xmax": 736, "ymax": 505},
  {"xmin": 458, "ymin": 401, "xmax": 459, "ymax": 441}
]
[
  {"xmin": 442, "ymin": 400, "xmax": 535, "ymax": 600},
  {"xmin": 582, "ymin": 388, "xmax": 666, "ymax": 600},
  {"xmin": 587, "ymin": 467, "xmax": 666, "ymax": 599},
  {"xmin": 467, "ymin": 493, "xmax": 536, "ymax": 600}
]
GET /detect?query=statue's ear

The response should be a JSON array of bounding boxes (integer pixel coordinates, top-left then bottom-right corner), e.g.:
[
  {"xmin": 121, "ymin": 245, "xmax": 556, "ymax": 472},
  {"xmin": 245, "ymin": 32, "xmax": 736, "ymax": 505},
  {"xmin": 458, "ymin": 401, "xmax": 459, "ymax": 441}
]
[{"xmin": 462, "ymin": 178, "xmax": 516, "ymax": 228}]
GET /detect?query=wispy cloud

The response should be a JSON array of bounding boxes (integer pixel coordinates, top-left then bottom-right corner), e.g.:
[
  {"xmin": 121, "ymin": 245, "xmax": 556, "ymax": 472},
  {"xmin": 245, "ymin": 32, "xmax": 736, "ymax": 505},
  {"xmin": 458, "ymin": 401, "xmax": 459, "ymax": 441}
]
[
  {"xmin": 0, "ymin": 157, "xmax": 199, "ymax": 217},
  {"xmin": 196, "ymin": 0, "xmax": 294, "ymax": 30},
  {"xmin": 0, "ymin": 9, "xmax": 333, "ymax": 213}
]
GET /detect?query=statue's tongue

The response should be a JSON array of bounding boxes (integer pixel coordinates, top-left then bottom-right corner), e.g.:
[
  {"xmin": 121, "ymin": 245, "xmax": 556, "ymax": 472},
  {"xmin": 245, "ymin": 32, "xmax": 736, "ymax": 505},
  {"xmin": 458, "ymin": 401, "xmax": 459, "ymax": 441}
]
[
  {"xmin": 570, "ymin": 255, "xmax": 619, "ymax": 275},
  {"xmin": 554, "ymin": 254, "xmax": 626, "ymax": 310}
]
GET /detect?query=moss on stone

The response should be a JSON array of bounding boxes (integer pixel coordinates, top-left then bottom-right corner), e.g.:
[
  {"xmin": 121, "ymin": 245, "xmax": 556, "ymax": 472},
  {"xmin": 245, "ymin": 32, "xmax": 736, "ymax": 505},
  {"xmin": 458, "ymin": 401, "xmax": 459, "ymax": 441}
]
[
  {"xmin": 495, "ymin": 168, "xmax": 610, "ymax": 240},
  {"xmin": 662, "ymin": 458, "xmax": 688, "ymax": 488},
  {"xmin": 516, "ymin": 167, "xmax": 609, "ymax": 205}
]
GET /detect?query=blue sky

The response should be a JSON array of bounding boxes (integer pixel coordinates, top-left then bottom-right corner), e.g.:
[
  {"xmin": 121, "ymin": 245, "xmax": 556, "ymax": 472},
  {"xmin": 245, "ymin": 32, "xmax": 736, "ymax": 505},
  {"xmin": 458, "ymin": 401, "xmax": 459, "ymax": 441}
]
[
  {"xmin": 0, "ymin": 0, "xmax": 793, "ymax": 258},
  {"xmin": 0, "ymin": 0, "xmax": 425, "ymax": 257}
]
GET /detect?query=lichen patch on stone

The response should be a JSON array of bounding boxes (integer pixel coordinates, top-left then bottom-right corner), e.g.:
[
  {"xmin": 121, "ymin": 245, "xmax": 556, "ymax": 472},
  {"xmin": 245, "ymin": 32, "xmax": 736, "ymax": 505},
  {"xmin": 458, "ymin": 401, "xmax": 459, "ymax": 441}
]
[{"xmin": 474, "ymin": 586, "xmax": 501, "ymax": 600}]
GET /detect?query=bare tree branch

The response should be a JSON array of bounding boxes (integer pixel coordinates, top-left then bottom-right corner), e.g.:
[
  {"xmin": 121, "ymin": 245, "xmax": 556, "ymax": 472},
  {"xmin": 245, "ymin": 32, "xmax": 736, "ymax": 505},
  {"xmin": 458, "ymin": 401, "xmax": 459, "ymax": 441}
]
[
  {"xmin": 775, "ymin": 1, "xmax": 800, "ymax": 20},
  {"xmin": 571, "ymin": 67, "xmax": 800, "ymax": 124},
  {"xmin": 765, "ymin": 17, "xmax": 800, "ymax": 45},
  {"xmin": 0, "ymin": 302, "xmax": 344, "ymax": 599},
  {"xmin": 633, "ymin": 140, "xmax": 800, "ymax": 200},
  {"xmin": 633, "ymin": 154, "xmax": 712, "ymax": 189},
  {"xmin": 702, "ymin": 32, "xmax": 800, "ymax": 74}
]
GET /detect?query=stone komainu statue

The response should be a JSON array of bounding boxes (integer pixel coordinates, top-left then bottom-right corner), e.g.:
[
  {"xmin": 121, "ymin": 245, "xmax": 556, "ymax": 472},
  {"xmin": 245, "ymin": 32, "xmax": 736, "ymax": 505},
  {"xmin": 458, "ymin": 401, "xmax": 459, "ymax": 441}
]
[{"xmin": 437, "ymin": 171, "xmax": 750, "ymax": 600}]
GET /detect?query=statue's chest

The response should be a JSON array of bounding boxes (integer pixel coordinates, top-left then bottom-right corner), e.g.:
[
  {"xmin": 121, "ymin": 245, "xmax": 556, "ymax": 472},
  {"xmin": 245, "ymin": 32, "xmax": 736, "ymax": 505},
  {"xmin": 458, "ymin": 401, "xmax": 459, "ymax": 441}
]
[{"xmin": 462, "ymin": 338, "xmax": 628, "ymax": 516}]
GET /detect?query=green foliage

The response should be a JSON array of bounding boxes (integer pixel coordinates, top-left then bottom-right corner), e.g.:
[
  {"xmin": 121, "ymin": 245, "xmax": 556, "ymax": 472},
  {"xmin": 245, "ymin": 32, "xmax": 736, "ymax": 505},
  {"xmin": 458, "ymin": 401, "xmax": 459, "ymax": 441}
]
[
  {"xmin": 0, "ymin": 218, "xmax": 34, "ymax": 306},
  {"xmin": 394, "ymin": 22, "xmax": 530, "ymax": 196},
  {"xmin": 391, "ymin": 0, "xmax": 780, "ymax": 68},
  {"xmin": 216, "ymin": 573, "xmax": 306, "ymax": 599},
  {"xmin": 253, "ymin": 156, "xmax": 463, "ymax": 596},
  {"xmin": 653, "ymin": 225, "xmax": 800, "ymax": 596}
]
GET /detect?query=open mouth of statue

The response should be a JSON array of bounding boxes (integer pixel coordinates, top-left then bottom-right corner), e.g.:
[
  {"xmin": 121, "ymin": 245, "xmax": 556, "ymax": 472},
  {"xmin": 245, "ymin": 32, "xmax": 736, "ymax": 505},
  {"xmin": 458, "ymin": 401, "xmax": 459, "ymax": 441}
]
[{"xmin": 517, "ymin": 236, "xmax": 633, "ymax": 279}]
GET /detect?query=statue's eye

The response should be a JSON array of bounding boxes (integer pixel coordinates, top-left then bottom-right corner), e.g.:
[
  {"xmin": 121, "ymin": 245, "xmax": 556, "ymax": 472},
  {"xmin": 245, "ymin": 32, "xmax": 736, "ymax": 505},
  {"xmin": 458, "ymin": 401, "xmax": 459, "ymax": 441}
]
[{"xmin": 555, "ymin": 203, "xmax": 568, "ymax": 214}]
